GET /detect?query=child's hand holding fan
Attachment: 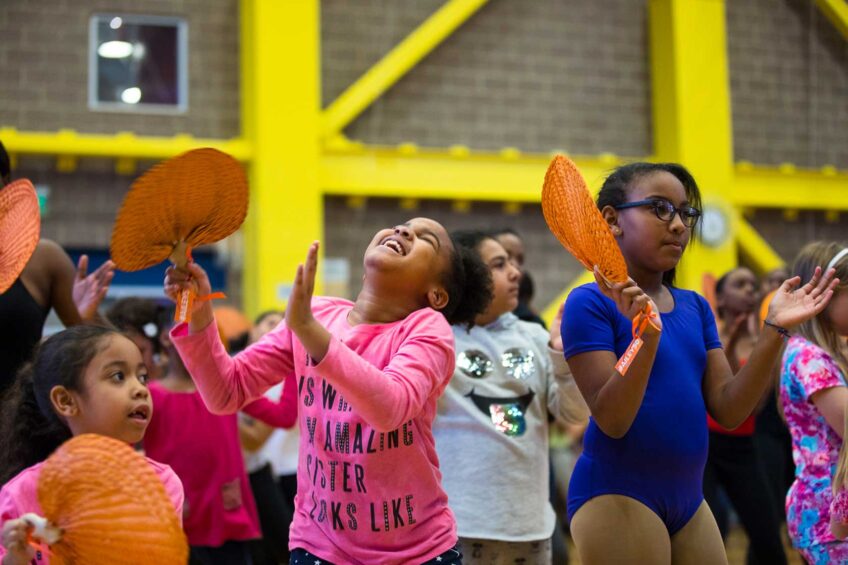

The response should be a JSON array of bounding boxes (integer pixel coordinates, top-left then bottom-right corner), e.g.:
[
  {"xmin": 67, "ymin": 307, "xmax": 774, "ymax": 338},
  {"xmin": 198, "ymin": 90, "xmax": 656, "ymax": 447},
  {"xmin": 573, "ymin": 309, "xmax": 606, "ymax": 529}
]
[
  {"xmin": 110, "ymin": 148, "xmax": 248, "ymax": 323},
  {"xmin": 541, "ymin": 155, "xmax": 661, "ymax": 375}
]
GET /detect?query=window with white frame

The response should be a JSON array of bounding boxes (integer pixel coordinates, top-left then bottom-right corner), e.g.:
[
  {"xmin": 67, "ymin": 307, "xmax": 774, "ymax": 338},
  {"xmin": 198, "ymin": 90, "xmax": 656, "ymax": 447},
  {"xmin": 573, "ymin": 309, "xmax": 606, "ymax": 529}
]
[{"xmin": 89, "ymin": 14, "xmax": 187, "ymax": 112}]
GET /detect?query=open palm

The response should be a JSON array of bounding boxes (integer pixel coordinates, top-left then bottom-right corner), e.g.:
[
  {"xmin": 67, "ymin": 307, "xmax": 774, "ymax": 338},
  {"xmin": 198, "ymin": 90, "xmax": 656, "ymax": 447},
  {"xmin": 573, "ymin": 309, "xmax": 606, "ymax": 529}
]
[
  {"xmin": 767, "ymin": 267, "xmax": 838, "ymax": 328},
  {"xmin": 73, "ymin": 256, "xmax": 115, "ymax": 320}
]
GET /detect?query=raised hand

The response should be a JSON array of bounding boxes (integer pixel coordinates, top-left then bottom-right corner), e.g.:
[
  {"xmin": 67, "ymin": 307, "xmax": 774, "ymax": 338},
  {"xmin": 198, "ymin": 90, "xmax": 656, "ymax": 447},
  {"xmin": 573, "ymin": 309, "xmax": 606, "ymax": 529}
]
[
  {"xmin": 285, "ymin": 242, "xmax": 331, "ymax": 364},
  {"xmin": 286, "ymin": 241, "xmax": 319, "ymax": 333},
  {"xmin": 163, "ymin": 262, "xmax": 216, "ymax": 331},
  {"xmin": 73, "ymin": 255, "xmax": 115, "ymax": 320},
  {"xmin": 593, "ymin": 266, "xmax": 663, "ymax": 332},
  {"xmin": 767, "ymin": 267, "xmax": 838, "ymax": 329},
  {"xmin": 163, "ymin": 262, "xmax": 211, "ymax": 308}
]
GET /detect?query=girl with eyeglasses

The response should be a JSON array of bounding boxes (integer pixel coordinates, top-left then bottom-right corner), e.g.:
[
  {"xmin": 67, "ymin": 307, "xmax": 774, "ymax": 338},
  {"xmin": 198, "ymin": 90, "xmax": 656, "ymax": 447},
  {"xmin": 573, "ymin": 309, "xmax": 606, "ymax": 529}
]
[{"xmin": 559, "ymin": 162, "xmax": 838, "ymax": 564}]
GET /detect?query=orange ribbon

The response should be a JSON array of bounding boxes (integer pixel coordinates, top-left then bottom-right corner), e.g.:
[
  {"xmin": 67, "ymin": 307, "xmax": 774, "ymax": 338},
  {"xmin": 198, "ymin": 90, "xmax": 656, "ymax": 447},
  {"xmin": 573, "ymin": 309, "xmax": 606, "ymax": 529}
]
[{"xmin": 615, "ymin": 304, "xmax": 661, "ymax": 376}]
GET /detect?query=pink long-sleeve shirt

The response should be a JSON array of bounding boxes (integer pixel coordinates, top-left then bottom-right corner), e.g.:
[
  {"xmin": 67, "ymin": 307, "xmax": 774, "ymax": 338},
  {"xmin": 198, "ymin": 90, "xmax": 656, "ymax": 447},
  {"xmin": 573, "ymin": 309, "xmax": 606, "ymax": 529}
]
[
  {"xmin": 172, "ymin": 296, "xmax": 458, "ymax": 565},
  {"xmin": 0, "ymin": 457, "xmax": 183, "ymax": 564},
  {"xmin": 242, "ymin": 375, "xmax": 298, "ymax": 429},
  {"xmin": 144, "ymin": 382, "xmax": 261, "ymax": 547}
]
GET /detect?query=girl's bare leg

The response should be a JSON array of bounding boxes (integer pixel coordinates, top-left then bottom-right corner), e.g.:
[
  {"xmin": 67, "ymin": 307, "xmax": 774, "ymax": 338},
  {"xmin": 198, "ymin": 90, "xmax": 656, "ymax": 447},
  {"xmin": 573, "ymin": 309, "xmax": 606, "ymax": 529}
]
[
  {"xmin": 570, "ymin": 494, "xmax": 672, "ymax": 565},
  {"xmin": 670, "ymin": 500, "xmax": 728, "ymax": 565}
]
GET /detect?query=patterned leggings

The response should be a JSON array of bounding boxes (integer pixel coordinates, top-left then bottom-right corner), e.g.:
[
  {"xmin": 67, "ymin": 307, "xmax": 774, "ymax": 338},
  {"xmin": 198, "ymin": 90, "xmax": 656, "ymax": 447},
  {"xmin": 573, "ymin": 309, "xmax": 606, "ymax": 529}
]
[{"xmin": 458, "ymin": 537, "xmax": 552, "ymax": 565}]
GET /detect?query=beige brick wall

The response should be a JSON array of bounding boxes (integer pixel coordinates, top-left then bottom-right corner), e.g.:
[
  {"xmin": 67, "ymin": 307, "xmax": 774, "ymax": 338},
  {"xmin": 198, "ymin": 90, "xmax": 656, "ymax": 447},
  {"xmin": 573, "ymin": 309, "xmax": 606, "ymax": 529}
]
[
  {"xmin": 15, "ymin": 157, "xmax": 142, "ymax": 248},
  {"xmin": 0, "ymin": 0, "xmax": 239, "ymax": 138},
  {"xmin": 727, "ymin": 0, "xmax": 848, "ymax": 168},
  {"xmin": 321, "ymin": 0, "xmax": 653, "ymax": 157},
  {"xmin": 5, "ymin": 0, "xmax": 846, "ymax": 309},
  {"xmin": 746, "ymin": 209, "xmax": 848, "ymax": 267}
]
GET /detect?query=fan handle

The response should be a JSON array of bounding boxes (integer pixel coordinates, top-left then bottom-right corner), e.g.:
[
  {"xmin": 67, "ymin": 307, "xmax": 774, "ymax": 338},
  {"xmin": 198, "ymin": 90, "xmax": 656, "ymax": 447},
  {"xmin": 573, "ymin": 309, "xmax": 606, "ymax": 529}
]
[
  {"xmin": 21, "ymin": 513, "xmax": 62, "ymax": 545},
  {"xmin": 168, "ymin": 241, "xmax": 196, "ymax": 324}
]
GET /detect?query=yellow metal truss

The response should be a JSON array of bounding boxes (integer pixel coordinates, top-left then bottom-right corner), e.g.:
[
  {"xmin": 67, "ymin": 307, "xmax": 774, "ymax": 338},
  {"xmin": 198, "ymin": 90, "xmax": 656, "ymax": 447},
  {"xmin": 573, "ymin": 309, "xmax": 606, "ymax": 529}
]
[
  {"xmin": 816, "ymin": 0, "xmax": 848, "ymax": 39},
  {"xmin": 3, "ymin": 0, "xmax": 847, "ymax": 318},
  {"xmin": 321, "ymin": 0, "xmax": 490, "ymax": 139}
]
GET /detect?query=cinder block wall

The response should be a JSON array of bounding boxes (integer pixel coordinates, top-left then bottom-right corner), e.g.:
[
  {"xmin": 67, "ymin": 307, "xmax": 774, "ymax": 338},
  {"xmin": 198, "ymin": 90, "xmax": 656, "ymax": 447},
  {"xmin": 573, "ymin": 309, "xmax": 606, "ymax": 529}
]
[
  {"xmin": 322, "ymin": 0, "xmax": 653, "ymax": 157},
  {"xmin": 727, "ymin": 0, "xmax": 848, "ymax": 169},
  {"xmin": 3, "ymin": 0, "xmax": 846, "ymax": 310},
  {"xmin": 0, "ymin": 0, "xmax": 239, "ymax": 137}
]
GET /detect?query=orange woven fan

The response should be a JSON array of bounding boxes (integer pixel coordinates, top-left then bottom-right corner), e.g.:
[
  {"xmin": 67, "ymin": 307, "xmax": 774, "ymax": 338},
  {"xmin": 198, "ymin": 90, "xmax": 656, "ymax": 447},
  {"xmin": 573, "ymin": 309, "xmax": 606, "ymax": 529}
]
[
  {"xmin": 110, "ymin": 148, "xmax": 248, "ymax": 322},
  {"xmin": 541, "ymin": 155, "xmax": 658, "ymax": 375},
  {"xmin": 0, "ymin": 179, "xmax": 41, "ymax": 294},
  {"xmin": 541, "ymin": 155, "xmax": 628, "ymax": 286},
  {"xmin": 27, "ymin": 434, "xmax": 187, "ymax": 564}
]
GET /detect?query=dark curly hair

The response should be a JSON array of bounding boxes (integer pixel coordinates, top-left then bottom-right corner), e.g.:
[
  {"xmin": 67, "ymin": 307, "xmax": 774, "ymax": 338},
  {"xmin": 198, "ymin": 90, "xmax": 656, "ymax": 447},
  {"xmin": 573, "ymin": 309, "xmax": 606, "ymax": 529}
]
[
  {"xmin": 597, "ymin": 162, "xmax": 702, "ymax": 287},
  {"xmin": 0, "ymin": 325, "xmax": 119, "ymax": 483},
  {"xmin": 452, "ymin": 230, "xmax": 495, "ymax": 254},
  {"xmin": 106, "ymin": 297, "xmax": 172, "ymax": 353},
  {"xmin": 438, "ymin": 234, "xmax": 493, "ymax": 329}
]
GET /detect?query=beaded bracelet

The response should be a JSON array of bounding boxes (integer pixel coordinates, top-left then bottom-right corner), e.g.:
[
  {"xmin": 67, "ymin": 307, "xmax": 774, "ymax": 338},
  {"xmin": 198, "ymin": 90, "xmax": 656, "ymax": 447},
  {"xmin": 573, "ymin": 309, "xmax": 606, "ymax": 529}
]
[{"xmin": 763, "ymin": 319, "xmax": 790, "ymax": 339}]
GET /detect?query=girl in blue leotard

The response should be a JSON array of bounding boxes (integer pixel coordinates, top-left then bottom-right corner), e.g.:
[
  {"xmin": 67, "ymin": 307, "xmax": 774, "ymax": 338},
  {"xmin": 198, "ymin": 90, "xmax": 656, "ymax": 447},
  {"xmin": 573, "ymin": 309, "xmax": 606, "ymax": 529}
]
[{"xmin": 560, "ymin": 162, "xmax": 838, "ymax": 564}]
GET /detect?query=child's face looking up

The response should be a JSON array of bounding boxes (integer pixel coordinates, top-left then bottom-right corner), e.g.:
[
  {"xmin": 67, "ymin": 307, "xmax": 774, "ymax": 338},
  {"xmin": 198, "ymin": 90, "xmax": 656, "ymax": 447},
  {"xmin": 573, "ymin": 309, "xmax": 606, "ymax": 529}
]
[{"xmin": 363, "ymin": 218, "xmax": 454, "ymax": 310}]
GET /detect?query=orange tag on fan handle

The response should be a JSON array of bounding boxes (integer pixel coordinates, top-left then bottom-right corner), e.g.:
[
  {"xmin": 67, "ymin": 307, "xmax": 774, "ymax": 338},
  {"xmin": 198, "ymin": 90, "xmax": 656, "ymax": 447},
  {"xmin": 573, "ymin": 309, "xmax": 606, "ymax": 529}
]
[
  {"xmin": 174, "ymin": 289, "xmax": 226, "ymax": 324},
  {"xmin": 615, "ymin": 336, "xmax": 644, "ymax": 375},
  {"xmin": 175, "ymin": 289, "xmax": 194, "ymax": 324},
  {"xmin": 173, "ymin": 248, "xmax": 226, "ymax": 324},
  {"xmin": 614, "ymin": 305, "xmax": 661, "ymax": 376}
]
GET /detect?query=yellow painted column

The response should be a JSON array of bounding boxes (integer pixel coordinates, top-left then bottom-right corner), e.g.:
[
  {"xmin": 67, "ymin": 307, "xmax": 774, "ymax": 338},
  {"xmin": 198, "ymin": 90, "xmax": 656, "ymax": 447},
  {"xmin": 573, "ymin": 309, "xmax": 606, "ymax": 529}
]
[
  {"xmin": 241, "ymin": 0, "xmax": 323, "ymax": 316},
  {"xmin": 649, "ymin": 0, "xmax": 737, "ymax": 291}
]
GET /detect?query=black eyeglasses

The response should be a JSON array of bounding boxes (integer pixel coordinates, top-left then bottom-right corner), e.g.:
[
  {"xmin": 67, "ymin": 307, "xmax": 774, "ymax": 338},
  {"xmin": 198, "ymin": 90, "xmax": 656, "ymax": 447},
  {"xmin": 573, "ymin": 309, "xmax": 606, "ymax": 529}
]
[{"xmin": 613, "ymin": 198, "xmax": 701, "ymax": 228}]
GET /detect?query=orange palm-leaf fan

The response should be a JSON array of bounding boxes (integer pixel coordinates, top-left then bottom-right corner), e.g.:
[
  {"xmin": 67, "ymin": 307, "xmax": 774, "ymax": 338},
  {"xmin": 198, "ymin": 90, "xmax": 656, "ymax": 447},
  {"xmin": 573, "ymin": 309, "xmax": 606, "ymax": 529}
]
[
  {"xmin": 32, "ymin": 434, "xmax": 187, "ymax": 564},
  {"xmin": 110, "ymin": 148, "xmax": 248, "ymax": 322},
  {"xmin": 0, "ymin": 179, "xmax": 41, "ymax": 293},
  {"xmin": 541, "ymin": 155, "xmax": 658, "ymax": 375},
  {"xmin": 541, "ymin": 155, "xmax": 628, "ymax": 286}
]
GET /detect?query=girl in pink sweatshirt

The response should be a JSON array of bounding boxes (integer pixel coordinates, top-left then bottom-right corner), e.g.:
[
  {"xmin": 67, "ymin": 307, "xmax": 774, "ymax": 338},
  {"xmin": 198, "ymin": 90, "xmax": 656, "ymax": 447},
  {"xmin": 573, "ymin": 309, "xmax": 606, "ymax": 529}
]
[
  {"xmin": 165, "ymin": 218, "xmax": 492, "ymax": 565},
  {"xmin": 0, "ymin": 325, "xmax": 184, "ymax": 565}
]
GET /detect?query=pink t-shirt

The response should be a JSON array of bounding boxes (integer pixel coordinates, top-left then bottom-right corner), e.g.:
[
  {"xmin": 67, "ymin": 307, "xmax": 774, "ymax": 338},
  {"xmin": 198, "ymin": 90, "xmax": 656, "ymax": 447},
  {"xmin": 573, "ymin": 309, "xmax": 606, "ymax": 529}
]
[
  {"xmin": 143, "ymin": 382, "xmax": 260, "ymax": 547},
  {"xmin": 172, "ymin": 296, "xmax": 458, "ymax": 565},
  {"xmin": 0, "ymin": 457, "xmax": 183, "ymax": 564}
]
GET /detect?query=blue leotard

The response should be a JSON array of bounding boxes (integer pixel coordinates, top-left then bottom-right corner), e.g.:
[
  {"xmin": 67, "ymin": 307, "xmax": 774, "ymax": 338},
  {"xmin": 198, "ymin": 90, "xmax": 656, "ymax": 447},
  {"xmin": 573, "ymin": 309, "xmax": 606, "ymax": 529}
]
[{"xmin": 562, "ymin": 283, "xmax": 721, "ymax": 534}]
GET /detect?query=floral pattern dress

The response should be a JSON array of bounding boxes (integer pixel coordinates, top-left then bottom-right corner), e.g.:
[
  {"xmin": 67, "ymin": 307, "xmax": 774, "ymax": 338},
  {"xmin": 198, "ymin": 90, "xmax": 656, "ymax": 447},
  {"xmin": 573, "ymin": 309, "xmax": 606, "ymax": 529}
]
[{"xmin": 780, "ymin": 336, "xmax": 848, "ymax": 564}]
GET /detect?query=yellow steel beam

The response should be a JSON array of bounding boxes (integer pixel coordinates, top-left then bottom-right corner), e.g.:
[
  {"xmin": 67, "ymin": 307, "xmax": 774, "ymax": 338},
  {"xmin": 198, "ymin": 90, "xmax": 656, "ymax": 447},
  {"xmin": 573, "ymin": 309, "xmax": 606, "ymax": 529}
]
[
  {"xmin": 240, "ymin": 0, "xmax": 323, "ymax": 317},
  {"xmin": 320, "ymin": 142, "xmax": 637, "ymax": 202},
  {"xmin": 320, "ymin": 0, "xmax": 489, "ymax": 139},
  {"xmin": 737, "ymin": 219, "xmax": 786, "ymax": 274},
  {"xmin": 648, "ymin": 0, "xmax": 737, "ymax": 291},
  {"xmin": 0, "ymin": 127, "xmax": 252, "ymax": 161},
  {"xmin": 816, "ymin": 0, "xmax": 848, "ymax": 39},
  {"xmin": 6, "ymin": 126, "xmax": 845, "ymax": 212},
  {"xmin": 731, "ymin": 164, "xmax": 848, "ymax": 210}
]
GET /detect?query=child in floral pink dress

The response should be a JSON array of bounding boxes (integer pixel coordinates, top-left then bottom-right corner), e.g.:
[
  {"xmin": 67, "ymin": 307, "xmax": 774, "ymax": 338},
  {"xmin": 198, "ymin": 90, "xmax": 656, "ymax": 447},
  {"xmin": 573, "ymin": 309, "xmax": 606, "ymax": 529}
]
[
  {"xmin": 830, "ymin": 412, "xmax": 848, "ymax": 540},
  {"xmin": 780, "ymin": 242, "xmax": 848, "ymax": 564}
]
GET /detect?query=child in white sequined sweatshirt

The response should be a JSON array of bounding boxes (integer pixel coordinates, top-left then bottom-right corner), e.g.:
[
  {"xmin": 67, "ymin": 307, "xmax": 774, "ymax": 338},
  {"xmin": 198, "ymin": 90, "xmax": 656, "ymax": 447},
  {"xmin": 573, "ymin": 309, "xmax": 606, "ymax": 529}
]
[{"xmin": 432, "ymin": 231, "xmax": 588, "ymax": 564}]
